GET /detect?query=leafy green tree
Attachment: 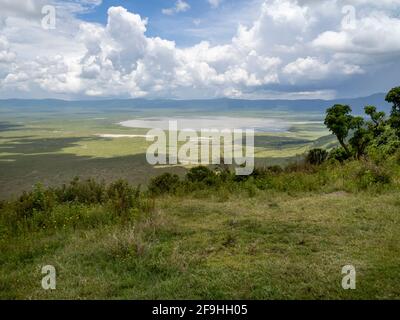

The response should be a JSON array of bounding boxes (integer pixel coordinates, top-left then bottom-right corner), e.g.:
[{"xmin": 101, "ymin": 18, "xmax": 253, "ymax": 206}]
[
  {"xmin": 366, "ymin": 125, "xmax": 400, "ymax": 161},
  {"xmin": 364, "ymin": 105, "xmax": 386, "ymax": 137},
  {"xmin": 349, "ymin": 116, "xmax": 370, "ymax": 159},
  {"xmin": 324, "ymin": 104, "xmax": 355, "ymax": 156},
  {"xmin": 386, "ymin": 87, "xmax": 400, "ymax": 137}
]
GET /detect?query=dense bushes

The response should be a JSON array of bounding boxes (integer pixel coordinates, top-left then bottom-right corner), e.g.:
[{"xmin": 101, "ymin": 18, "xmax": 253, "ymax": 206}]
[
  {"xmin": 306, "ymin": 148, "xmax": 328, "ymax": 165},
  {"xmin": 186, "ymin": 166, "xmax": 215, "ymax": 184},
  {"xmin": 116, "ymin": 157, "xmax": 396, "ymax": 197},
  {"xmin": 328, "ymin": 147, "xmax": 351, "ymax": 163},
  {"xmin": 148, "ymin": 173, "xmax": 180, "ymax": 195},
  {"xmin": 0, "ymin": 154, "xmax": 398, "ymax": 236},
  {"xmin": 14, "ymin": 184, "xmax": 56, "ymax": 219},
  {"xmin": 107, "ymin": 180, "xmax": 140, "ymax": 216},
  {"xmin": 354, "ymin": 162, "xmax": 391, "ymax": 189},
  {"xmin": 54, "ymin": 177, "xmax": 106, "ymax": 205},
  {"xmin": 0, "ymin": 177, "xmax": 147, "ymax": 233}
]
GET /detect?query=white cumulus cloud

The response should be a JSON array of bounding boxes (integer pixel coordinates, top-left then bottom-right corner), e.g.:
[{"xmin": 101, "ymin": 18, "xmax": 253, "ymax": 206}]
[
  {"xmin": 162, "ymin": 0, "xmax": 191, "ymax": 15},
  {"xmin": 0, "ymin": 0, "xmax": 400, "ymax": 99}
]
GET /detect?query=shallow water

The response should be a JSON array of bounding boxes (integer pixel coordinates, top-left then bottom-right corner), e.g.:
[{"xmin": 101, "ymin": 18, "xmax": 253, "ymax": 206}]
[{"xmin": 118, "ymin": 116, "xmax": 294, "ymax": 132}]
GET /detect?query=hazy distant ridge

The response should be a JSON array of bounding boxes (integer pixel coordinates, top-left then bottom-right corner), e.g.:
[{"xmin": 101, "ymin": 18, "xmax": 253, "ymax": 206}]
[{"xmin": 0, "ymin": 93, "xmax": 389, "ymax": 114}]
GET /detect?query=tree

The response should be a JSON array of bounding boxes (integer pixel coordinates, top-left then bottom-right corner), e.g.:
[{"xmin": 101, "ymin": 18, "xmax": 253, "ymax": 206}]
[
  {"xmin": 364, "ymin": 105, "xmax": 386, "ymax": 136},
  {"xmin": 349, "ymin": 116, "xmax": 370, "ymax": 159},
  {"xmin": 386, "ymin": 87, "xmax": 400, "ymax": 137},
  {"xmin": 324, "ymin": 104, "xmax": 355, "ymax": 156}
]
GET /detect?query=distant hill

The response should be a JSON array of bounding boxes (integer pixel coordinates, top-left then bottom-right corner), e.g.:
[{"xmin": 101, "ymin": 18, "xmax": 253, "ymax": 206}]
[{"xmin": 0, "ymin": 93, "xmax": 390, "ymax": 114}]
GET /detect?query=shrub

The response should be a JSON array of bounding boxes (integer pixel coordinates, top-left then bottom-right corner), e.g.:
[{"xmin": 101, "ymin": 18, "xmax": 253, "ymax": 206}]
[
  {"xmin": 148, "ymin": 173, "xmax": 180, "ymax": 195},
  {"xmin": 237, "ymin": 167, "xmax": 275, "ymax": 186},
  {"xmin": 187, "ymin": 166, "xmax": 213, "ymax": 182},
  {"xmin": 354, "ymin": 162, "xmax": 391, "ymax": 190},
  {"xmin": 328, "ymin": 147, "xmax": 351, "ymax": 163},
  {"xmin": 14, "ymin": 183, "xmax": 55, "ymax": 219},
  {"xmin": 306, "ymin": 148, "xmax": 328, "ymax": 165},
  {"xmin": 250, "ymin": 167, "xmax": 270, "ymax": 180},
  {"xmin": 54, "ymin": 177, "xmax": 106, "ymax": 205},
  {"xmin": 107, "ymin": 180, "xmax": 139, "ymax": 216},
  {"xmin": 186, "ymin": 166, "xmax": 219, "ymax": 186},
  {"xmin": 366, "ymin": 126, "xmax": 400, "ymax": 162}
]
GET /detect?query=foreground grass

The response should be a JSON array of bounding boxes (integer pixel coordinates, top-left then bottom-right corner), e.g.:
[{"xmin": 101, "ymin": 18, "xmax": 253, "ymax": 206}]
[{"xmin": 1, "ymin": 189, "xmax": 399, "ymax": 299}]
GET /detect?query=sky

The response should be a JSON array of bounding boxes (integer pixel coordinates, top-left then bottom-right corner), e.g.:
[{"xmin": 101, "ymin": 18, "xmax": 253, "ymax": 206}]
[{"xmin": 0, "ymin": 0, "xmax": 399, "ymax": 100}]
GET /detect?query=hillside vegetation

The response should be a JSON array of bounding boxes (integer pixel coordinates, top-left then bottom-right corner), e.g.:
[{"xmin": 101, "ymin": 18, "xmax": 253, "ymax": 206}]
[{"xmin": 1, "ymin": 87, "xmax": 400, "ymax": 299}]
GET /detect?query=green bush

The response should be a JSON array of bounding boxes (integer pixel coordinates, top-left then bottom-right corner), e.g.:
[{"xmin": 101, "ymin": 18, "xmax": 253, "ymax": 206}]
[
  {"xmin": 14, "ymin": 183, "xmax": 55, "ymax": 219},
  {"xmin": 366, "ymin": 126, "xmax": 400, "ymax": 162},
  {"xmin": 54, "ymin": 177, "xmax": 106, "ymax": 205},
  {"xmin": 107, "ymin": 180, "xmax": 139, "ymax": 216},
  {"xmin": 354, "ymin": 162, "xmax": 391, "ymax": 190},
  {"xmin": 186, "ymin": 166, "xmax": 216, "ymax": 184},
  {"xmin": 306, "ymin": 148, "xmax": 328, "ymax": 165},
  {"xmin": 328, "ymin": 147, "xmax": 351, "ymax": 163},
  {"xmin": 236, "ymin": 167, "xmax": 276, "ymax": 186},
  {"xmin": 148, "ymin": 173, "xmax": 180, "ymax": 195}
]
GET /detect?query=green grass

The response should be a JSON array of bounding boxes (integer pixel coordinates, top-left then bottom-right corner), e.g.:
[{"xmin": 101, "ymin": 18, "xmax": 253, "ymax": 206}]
[
  {"xmin": 1, "ymin": 157, "xmax": 400, "ymax": 300},
  {"xmin": 1, "ymin": 190, "xmax": 400, "ymax": 299}
]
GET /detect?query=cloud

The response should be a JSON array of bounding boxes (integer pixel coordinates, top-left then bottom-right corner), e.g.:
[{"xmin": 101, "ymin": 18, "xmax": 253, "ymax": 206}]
[
  {"xmin": 162, "ymin": 0, "xmax": 191, "ymax": 15},
  {"xmin": 0, "ymin": 0, "xmax": 400, "ymax": 99},
  {"xmin": 208, "ymin": 0, "xmax": 223, "ymax": 8},
  {"xmin": 74, "ymin": 6, "xmax": 282, "ymax": 98},
  {"xmin": 283, "ymin": 57, "xmax": 364, "ymax": 83},
  {"xmin": 0, "ymin": 36, "xmax": 16, "ymax": 63},
  {"xmin": 312, "ymin": 12, "xmax": 400, "ymax": 55}
]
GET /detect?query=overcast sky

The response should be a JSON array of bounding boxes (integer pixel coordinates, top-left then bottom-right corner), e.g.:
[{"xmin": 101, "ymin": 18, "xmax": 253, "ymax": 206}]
[{"xmin": 0, "ymin": 0, "xmax": 399, "ymax": 100}]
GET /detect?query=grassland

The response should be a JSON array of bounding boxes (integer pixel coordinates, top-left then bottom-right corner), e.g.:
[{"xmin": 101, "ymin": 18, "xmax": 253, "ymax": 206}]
[
  {"xmin": 1, "ymin": 186, "xmax": 399, "ymax": 299},
  {"xmin": 3, "ymin": 104, "xmax": 399, "ymax": 300}
]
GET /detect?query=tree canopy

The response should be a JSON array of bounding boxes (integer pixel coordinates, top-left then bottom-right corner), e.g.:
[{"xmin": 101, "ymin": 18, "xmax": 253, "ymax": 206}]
[
  {"xmin": 321, "ymin": 86, "xmax": 400, "ymax": 163},
  {"xmin": 386, "ymin": 86, "xmax": 400, "ymax": 137}
]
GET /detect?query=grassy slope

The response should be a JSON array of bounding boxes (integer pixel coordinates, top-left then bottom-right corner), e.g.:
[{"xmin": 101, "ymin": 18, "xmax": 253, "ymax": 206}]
[{"xmin": 1, "ymin": 189, "xmax": 399, "ymax": 299}]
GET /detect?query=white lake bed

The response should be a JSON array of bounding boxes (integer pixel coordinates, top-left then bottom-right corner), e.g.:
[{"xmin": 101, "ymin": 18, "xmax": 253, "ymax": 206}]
[{"xmin": 118, "ymin": 116, "xmax": 296, "ymax": 132}]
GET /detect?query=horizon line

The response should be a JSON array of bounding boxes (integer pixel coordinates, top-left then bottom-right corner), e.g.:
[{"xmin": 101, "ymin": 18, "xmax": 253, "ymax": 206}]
[{"xmin": 0, "ymin": 92, "xmax": 386, "ymax": 103}]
